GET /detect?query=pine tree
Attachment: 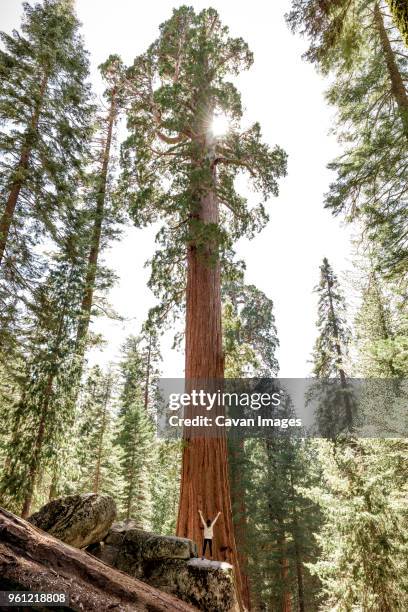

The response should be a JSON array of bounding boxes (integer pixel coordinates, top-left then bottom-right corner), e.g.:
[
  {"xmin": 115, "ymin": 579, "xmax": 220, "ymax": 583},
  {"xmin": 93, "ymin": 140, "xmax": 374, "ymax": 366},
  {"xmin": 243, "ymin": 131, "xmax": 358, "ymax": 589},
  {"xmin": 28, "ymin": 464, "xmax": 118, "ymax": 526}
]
[
  {"xmin": 308, "ymin": 258, "xmax": 356, "ymax": 437},
  {"xmin": 120, "ymin": 8, "xmax": 287, "ymax": 591},
  {"xmin": 116, "ymin": 336, "xmax": 156, "ymax": 527},
  {"xmin": 0, "ymin": 0, "xmax": 92, "ymax": 268},
  {"xmin": 223, "ymin": 280, "xmax": 280, "ymax": 609},
  {"xmin": 76, "ymin": 55, "xmax": 126, "ymax": 357},
  {"xmin": 76, "ymin": 365, "xmax": 121, "ymax": 499},
  {"xmin": 0, "ymin": 212, "xmax": 89, "ymax": 517},
  {"xmin": 288, "ymin": 1, "xmax": 408, "ymax": 279},
  {"xmin": 150, "ymin": 440, "xmax": 181, "ymax": 535},
  {"xmin": 304, "ymin": 253, "xmax": 408, "ymax": 610},
  {"xmin": 306, "ymin": 438, "xmax": 408, "ymax": 611},
  {"xmin": 354, "ymin": 269, "xmax": 397, "ymax": 378},
  {"xmin": 223, "ymin": 279, "xmax": 322, "ymax": 611}
]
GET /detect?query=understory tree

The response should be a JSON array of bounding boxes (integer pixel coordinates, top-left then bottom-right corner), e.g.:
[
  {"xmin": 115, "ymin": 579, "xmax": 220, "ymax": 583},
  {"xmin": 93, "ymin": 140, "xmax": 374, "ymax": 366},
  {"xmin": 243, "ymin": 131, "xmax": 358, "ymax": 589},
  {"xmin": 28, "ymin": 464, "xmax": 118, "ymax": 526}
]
[
  {"xmin": 0, "ymin": 214, "xmax": 89, "ymax": 517},
  {"xmin": 76, "ymin": 365, "xmax": 120, "ymax": 498},
  {"xmin": 116, "ymin": 336, "xmax": 156, "ymax": 526},
  {"xmin": 223, "ymin": 279, "xmax": 322, "ymax": 611},
  {"xmin": 308, "ymin": 258, "xmax": 355, "ymax": 437},
  {"xmin": 120, "ymin": 7, "xmax": 287, "ymax": 599}
]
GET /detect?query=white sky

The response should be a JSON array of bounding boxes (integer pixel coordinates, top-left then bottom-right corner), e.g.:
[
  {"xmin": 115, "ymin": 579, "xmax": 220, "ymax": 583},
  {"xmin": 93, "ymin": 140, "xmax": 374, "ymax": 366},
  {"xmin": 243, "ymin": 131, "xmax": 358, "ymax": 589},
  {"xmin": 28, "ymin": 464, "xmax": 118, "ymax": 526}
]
[{"xmin": 1, "ymin": 0, "xmax": 353, "ymax": 377}]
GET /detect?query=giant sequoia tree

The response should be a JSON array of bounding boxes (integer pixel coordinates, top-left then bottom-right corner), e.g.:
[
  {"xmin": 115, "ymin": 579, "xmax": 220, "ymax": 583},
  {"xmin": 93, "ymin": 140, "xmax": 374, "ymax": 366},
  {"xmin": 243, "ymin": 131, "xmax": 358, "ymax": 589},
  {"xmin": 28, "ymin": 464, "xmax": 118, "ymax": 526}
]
[{"xmin": 121, "ymin": 5, "xmax": 286, "ymax": 595}]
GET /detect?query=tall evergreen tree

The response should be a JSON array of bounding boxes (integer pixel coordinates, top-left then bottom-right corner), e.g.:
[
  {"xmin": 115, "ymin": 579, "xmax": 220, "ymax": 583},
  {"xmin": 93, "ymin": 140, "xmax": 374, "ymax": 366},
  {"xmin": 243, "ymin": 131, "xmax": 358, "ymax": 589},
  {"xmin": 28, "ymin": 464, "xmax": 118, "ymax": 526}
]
[
  {"xmin": 304, "ymin": 253, "xmax": 408, "ymax": 610},
  {"xmin": 308, "ymin": 258, "xmax": 355, "ymax": 437},
  {"xmin": 354, "ymin": 268, "xmax": 397, "ymax": 377},
  {"xmin": 288, "ymin": 1, "xmax": 408, "ymax": 279},
  {"xmin": 76, "ymin": 365, "xmax": 120, "ymax": 498},
  {"xmin": 306, "ymin": 437, "xmax": 408, "ymax": 611},
  {"xmin": 121, "ymin": 8, "xmax": 286, "ymax": 592},
  {"xmin": 0, "ymin": 211, "xmax": 89, "ymax": 517},
  {"xmin": 76, "ymin": 54, "xmax": 126, "ymax": 357},
  {"xmin": 0, "ymin": 0, "xmax": 92, "ymax": 267},
  {"xmin": 150, "ymin": 440, "xmax": 181, "ymax": 535},
  {"xmin": 116, "ymin": 336, "xmax": 156, "ymax": 527}
]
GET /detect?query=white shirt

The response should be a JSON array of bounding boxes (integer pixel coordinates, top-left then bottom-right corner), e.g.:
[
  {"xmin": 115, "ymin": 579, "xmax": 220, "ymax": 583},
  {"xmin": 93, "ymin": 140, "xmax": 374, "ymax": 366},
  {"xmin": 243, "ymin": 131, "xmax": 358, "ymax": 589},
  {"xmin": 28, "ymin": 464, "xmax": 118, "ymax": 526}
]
[{"xmin": 199, "ymin": 511, "xmax": 221, "ymax": 539}]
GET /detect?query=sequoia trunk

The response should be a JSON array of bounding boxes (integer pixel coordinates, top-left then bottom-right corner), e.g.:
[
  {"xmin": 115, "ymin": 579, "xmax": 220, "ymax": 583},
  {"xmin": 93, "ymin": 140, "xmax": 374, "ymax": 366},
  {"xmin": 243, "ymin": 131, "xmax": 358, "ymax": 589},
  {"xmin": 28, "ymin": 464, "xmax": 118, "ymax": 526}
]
[{"xmin": 176, "ymin": 126, "xmax": 244, "ymax": 607}]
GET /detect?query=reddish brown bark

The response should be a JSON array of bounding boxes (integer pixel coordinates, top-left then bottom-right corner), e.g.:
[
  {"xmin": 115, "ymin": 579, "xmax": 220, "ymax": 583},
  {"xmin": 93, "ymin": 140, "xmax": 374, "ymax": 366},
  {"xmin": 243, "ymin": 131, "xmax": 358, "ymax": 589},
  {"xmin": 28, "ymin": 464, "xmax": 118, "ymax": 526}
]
[
  {"xmin": 0, "ymin": 73, "xmax": 48, "ymax": 266},
  {"xmin": 374, "ymin": 2, "xmax": 408, "ymax": 137},
  {"xmin": 76, "ymin": 87, "xmax": 117, "ymax": 351},
  {"xmin": 176, "ymin": 122, "xmax": 244, "ymax": 607}
]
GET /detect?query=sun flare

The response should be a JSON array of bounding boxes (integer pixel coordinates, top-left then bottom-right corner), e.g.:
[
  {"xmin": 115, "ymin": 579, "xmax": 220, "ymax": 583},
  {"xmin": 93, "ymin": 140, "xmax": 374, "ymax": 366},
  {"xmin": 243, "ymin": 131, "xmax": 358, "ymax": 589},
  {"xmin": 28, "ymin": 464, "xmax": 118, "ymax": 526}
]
[{"xmin": 211, "ymin": 114, "xmax": 230, "ymax": 137}]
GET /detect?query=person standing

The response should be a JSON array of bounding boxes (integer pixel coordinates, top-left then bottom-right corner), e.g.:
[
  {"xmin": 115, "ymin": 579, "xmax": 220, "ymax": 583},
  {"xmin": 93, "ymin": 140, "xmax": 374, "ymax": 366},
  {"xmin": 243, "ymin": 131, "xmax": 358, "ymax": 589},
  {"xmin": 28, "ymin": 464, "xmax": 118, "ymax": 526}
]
[{"xmin": 199, "ymin": 509, "xmax": 221, "ymax": 560}]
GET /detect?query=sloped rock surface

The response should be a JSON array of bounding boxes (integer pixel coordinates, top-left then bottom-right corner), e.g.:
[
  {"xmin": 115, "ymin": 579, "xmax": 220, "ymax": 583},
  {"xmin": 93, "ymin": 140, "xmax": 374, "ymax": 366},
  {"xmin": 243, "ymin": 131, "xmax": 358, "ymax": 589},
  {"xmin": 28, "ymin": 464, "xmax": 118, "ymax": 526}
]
[
  {"xmin": 0, "ymin": 506, "xmax": 196, "ymax": 612},
  {"xmin": 28, "ymin": 493, "xmax": 116, "ymax": 549},
  {"xmin": 92, "ymin": 522, "xmax": 237, "ymax": 611}
]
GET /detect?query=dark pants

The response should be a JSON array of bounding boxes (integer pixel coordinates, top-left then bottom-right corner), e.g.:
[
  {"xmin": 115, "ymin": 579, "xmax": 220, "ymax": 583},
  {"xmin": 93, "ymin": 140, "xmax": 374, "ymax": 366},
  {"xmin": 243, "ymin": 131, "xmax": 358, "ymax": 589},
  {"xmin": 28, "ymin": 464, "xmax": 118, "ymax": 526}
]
[{"xmin": 202, "ymin": 538, "xmax": 212, "ymax": 557}]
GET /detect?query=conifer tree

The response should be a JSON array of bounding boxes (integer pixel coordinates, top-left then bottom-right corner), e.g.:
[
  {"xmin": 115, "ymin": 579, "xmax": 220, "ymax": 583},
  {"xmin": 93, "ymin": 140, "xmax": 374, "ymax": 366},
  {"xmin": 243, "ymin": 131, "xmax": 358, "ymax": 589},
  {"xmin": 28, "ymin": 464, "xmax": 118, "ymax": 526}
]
[
  {"xmin": 116, "ymin": 336, "xmax": 156, "ymax": 527},
  {"xmin": 0, "ymin": 212, "xmax": 89, "ymax": 517},
  {"xmin": 76, "ymin": 55, "xmax": 126, "ymax": 357},
  {"xmin": 223, "ymin": 280, "xmax": 321, "ymax": 610},
  {"xmin": 306, "ymin": 437, "xmax": 408, "ymax": 611},
  {"xmin": 223, "ymin": 280, "xmax": 280, "ymax": 608},
  {"xmin": 150, "ymin": 441, "xmax": 181, "ymax": 535},
  {"xmin": 76, "ymin": 365, "xmax": 120, "ymax": 498},
  {"xmin": 309, "ymin": 258, "xmax": 355, "ymax": 436},
  {"xmin": 354, "ymin": 269, "xmax": 397, "ymax": 377},
  {"xmin": 0, "ymin": 0, "xmax": 92, "ymax": 267},
  {"xmin": 288, "ymin": 1, "xmax": 408, "ymax": 278},
  {"xmin": 305, "ymin": 254, "xmax": 408, "ymax": 609},
  {"xmin": 121, "ymin": 8, "xmax": 286, "ymax": 589}
]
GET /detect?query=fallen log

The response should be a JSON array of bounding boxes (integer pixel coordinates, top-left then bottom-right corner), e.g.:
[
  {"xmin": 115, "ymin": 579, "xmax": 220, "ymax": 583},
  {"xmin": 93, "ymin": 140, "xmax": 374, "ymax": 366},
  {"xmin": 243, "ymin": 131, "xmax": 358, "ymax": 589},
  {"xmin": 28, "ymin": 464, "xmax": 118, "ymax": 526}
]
[{"xmin": 0, "ymin": 506, "xmax": 196, "ymax": 611}]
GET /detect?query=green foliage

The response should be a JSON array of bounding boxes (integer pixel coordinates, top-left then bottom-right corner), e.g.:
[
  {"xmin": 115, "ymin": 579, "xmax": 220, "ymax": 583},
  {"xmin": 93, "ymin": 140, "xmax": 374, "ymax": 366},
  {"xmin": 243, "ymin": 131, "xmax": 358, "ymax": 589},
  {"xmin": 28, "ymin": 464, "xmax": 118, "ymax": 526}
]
[
  {"xmin": 115, "ymin": 336, "xmax": 157, "ymax": 526},
  {"xmin": 312, "ymin": 258, "xmax": 349, "ymax": 378},
  {"xmin": 0, "ymin": 216, "xmax": 89, "ymax": 512},
  {"xmin": 288, "ymin": 0, "xmax": 408, "ymax": 279},
  {"xmin": 223, "ymin": 278, "xmax": 279, "ymax": 376},
  {"xmin": 75, "ymin": 366, "xmax": 121, "ymax": 498},
  {"xmin": 120, "ymin": 5, "xmax": 287, "ymax": 321},
  {"xmin": 0, "ymin": 0, "xmax": 93, "ymax": 299},
  {"xmin": 151, "ymin": 441, "xmax": 181, "ymax": 535},
  {"xmin": 306, "ymin": 438, "xmax": 408, "ymax": 611}
]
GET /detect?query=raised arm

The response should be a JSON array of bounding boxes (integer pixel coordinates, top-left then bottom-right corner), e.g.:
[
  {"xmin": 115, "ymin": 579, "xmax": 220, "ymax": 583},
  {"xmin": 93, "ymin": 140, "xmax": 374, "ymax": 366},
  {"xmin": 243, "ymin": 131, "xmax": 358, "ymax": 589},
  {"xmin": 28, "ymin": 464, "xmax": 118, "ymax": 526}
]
[
  {"xmin": 198, "ymin": 509, "xmax": 206, "ymax": 528},
  {"xmin": 211, "ymin": 511, "xmax": 221, "ymax": 528}
]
